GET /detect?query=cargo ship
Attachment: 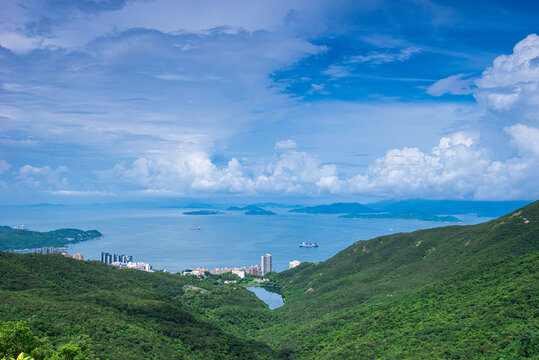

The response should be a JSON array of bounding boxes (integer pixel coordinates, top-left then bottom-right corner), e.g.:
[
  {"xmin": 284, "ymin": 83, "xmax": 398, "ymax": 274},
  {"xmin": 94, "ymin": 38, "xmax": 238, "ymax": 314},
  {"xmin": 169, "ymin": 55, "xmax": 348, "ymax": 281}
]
[{"xmin": 299, "ymin": 242, "xmax": 319, "ymax": 247}]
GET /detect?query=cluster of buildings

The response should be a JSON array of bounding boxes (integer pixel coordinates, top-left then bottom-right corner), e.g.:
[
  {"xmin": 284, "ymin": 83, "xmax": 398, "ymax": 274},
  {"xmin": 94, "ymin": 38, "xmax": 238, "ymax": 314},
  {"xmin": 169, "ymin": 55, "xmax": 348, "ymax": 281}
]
[
  {"xmin": 100, "ymin": 252, "xmax": 153, "ymax": 272},
  {"xmin": 100, "ymin": 252, "xmax": 133, "ymax": 264},
  {"xmin": 210, "ymin": 265, "xmax": 261, "ymax": 277},
  {"xmin": 27, "ymin": 247, "xmax": 84, "ymax": 260},
  {"xmin": 185, "ymin": 253, "xmax": 301, "ymax": 279}
]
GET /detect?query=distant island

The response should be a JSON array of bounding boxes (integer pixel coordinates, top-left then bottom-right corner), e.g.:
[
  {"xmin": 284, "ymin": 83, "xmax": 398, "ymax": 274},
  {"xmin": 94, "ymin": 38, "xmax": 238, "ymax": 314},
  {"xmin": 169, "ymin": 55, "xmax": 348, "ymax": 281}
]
[
  {"xmin": 339, "ymin": 212, "xmax": 460, "ymax": 222},
  {"xmin": 245, "ymin": 209, "xmax": 276, "ymax": 216},
  {"xmin": 0, "ymin": 226, "xmax": 103, "ymax": 251},
  {"xmin": 183, "ymin": 210, "xmax": 222, "ymax": 215},
  {"xmin": 290, "ymin": 202, "xmax": 378, "ymax": 214}
]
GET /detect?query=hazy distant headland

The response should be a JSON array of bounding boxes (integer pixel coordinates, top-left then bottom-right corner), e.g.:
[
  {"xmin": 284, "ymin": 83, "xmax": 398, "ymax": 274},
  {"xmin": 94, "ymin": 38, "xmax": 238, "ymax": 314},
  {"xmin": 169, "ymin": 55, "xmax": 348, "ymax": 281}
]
[
  {"xmin": 289, "ymin": 200, "xmax": 532, "ymax": 222},
  {"xmin": 290, "ymin": 202, "xmax": 379, "ymax": 214},
  {"xmin": 339, "ymin": 212, "xmax": 460, "ymax": 222}
]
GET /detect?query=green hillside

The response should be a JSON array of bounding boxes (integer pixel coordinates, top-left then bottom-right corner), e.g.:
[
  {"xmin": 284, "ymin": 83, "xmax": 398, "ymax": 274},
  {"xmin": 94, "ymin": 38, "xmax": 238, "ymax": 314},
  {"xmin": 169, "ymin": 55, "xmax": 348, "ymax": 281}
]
[
  {"xmin": 0, "ymin": 201, "xmax": 537, "ymax": 359},
  {"xmin": 0, "ymin": 254, "xmax": 278, "ymax": 359},
  {"xmin": 261, "ymin": 200, "xmax": 538, "ymax": 358},
  {"xmin": 0, "ymin": 228, "xmax": 103, "ymax": 251}
]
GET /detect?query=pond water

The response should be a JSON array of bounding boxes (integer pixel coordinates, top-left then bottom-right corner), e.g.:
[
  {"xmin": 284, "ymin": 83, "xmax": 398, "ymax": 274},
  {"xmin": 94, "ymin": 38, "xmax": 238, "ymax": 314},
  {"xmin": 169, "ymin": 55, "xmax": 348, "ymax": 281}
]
[{"xmin": 246, "ymin": 286, "xmax": 284, "ymax": 310}]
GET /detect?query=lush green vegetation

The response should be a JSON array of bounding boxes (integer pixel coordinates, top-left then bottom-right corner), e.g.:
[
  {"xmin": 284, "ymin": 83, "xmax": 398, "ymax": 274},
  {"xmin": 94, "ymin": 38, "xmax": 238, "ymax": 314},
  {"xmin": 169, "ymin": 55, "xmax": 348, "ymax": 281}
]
[
  {"xmin": 1, "ymin": 201, "xmax": 537, "ymax": 359},
  {"xmin": 1, "ymin": 321, "xmax": 93, "ymax": 360},
  {"xmin": 182, "ymin": 210, "xmax": 222, "ymax": 215},
  {"xmin": 289, "ymin": 203, "xmax": 377, "ymax": 214},
  {"xmin": 0, "ymin": 228, "xmax": 102, "ymax": 251},
  {"xmin": 0, "ymin": 253, "xmax": 278, "ymax": 359},
  {"xmin": 339, "ymin": 211, "xmax": 460, "ymax": 222},
  {"xmin": 263, "ymin": 200, "xmax": 538, "ymax": 358}
]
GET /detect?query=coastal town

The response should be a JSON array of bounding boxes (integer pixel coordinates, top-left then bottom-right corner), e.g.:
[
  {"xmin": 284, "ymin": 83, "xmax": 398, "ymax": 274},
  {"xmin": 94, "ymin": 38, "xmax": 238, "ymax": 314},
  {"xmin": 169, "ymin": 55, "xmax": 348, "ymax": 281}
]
[{"xmin": 18, "ymin": 246, "xmax": 302, "ymax": 279}]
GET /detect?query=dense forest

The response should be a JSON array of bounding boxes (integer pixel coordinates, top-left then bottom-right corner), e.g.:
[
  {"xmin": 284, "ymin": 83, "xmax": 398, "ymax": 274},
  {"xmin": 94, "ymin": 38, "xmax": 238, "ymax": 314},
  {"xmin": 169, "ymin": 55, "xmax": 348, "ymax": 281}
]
[{"xmin": 1, "ymin": 201, "xmax": 537, "ymax": 359}]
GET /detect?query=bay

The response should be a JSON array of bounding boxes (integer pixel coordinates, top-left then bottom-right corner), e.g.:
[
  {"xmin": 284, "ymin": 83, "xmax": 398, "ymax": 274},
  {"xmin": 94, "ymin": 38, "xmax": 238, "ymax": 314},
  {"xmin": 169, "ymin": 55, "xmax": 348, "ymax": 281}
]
[{"xmin": 0, "ymin": 205, "xmax": 492, "ymax": 273}]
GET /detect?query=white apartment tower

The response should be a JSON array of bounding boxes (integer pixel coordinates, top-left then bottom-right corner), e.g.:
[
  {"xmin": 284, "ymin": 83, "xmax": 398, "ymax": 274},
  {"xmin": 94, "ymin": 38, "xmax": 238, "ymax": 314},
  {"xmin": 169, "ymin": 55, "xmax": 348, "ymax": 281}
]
[{"xmin": 261, "ymin": 253, "xmax": 272, "ymax": 275}]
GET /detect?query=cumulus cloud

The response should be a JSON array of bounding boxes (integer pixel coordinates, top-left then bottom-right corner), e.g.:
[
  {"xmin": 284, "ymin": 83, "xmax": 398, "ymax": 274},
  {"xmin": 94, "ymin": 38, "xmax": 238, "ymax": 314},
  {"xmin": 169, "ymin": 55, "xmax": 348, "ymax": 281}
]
[
  {"xmin": 97, "ymin": 141, "xmax": 341, "ymax": 195},
  {"xmin": 428, "ymin": 34, "xmax": 539, "ymax": 117},
  {"xmin": 474, "ymin": 34, "xmax": 539, "ymax": 113},
  {"xmin": 347, "ymin": 130, "xmax": 539, "ymax": 200},
  {"xmin": 504, "ymin": 123, "xmax": 539, "ymax": 157}
]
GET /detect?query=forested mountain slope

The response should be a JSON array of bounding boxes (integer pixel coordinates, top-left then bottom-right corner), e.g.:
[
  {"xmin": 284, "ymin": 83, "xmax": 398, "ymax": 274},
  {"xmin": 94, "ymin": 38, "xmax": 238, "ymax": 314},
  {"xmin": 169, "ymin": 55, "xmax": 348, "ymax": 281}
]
[
  {"xmin": 262, "ymin": 200, "xmax": 538, "ymax": 358},
  {"xmin": 0, "ymin": 253, "xmax": 279, "ymax": 359}
]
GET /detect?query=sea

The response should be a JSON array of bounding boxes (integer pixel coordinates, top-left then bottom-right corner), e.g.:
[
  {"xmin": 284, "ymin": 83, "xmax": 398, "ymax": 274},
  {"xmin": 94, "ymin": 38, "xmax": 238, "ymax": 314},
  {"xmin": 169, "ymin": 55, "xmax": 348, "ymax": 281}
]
[{"xmin": 0, "ymin": 204, "xmax": 493, "ymax": 273}]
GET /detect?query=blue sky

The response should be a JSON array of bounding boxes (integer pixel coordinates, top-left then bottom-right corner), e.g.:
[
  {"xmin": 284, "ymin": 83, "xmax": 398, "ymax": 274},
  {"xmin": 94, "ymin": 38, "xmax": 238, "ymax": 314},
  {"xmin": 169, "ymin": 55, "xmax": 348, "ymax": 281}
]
[{"xmin": 0, "ymin": 0, "xmax": 538, "ymax": 203}]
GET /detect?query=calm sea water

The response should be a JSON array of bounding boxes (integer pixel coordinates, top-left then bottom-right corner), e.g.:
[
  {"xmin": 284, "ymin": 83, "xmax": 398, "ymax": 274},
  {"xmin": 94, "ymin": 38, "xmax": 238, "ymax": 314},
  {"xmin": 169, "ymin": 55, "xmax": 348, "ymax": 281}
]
[{"xmin": 0, "ymin": 205, "xmax": 492, "ymax": 273}]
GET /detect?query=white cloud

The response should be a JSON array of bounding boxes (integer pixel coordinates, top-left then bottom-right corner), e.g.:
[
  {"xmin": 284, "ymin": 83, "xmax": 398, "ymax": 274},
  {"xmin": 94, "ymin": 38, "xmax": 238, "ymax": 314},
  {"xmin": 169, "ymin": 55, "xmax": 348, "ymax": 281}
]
[
  {"xmin": 474, "ymin": 34, "xmax": 539, "ymax": 116},
  {"xmin": 347, "ymin": 131, "xmax": 539, "ymax": 200},
  {"xmin": 347, "ymin": 46, "xmax": 422, "ymax": 65},
  {"xmin": 275, "ymin": 139, "xmax": 298, "ymax": 150},
  {"xmin": 0, "ymin": 159, "xmax": 10, "ymax": 174},
  {"xmin": 504, "ymin": 123, "xmax": 539, "ymax": 157},
  {"xmin": 97, "ymin": 141, "xmax": 341, "ymax": 195},
  {"xmin": 429, "ymin": 34, "xmax": 539, "ymax": 114},
  {"xmin": 0, "ymin": 30, "xmax": 44, "ymax": 54},
  {"xmin": 322, "ymin": 46, "xmax": 422, "ymax": 80},
  {"xmin": 322, "ymin": 65, "xmax": 352, "ymax": 79},
  {"xmin": 17, "ymin": 165, "xmax": 69, "ymax": 189},
  {"xmin": 427, "ymin": 73, "xmax": 474, "ymax": 96}
]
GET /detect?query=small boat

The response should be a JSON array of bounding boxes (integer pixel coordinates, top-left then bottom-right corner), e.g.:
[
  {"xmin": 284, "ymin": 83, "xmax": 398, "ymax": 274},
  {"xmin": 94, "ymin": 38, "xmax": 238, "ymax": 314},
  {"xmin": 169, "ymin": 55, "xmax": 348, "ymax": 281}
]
[
  {"xmin": 299, "ymin": 242, "xmax": 318, "ymax": 248},
  {"xmin": 190, "ymin": 226, "xmax": 201, "ymax": 230}
]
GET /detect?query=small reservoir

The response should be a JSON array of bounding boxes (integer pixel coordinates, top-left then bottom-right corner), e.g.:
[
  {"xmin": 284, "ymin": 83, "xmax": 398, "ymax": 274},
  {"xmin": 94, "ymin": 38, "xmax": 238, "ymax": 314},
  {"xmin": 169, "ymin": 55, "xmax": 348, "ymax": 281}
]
[{"xmin": 246, "ymin": 286, "xmax": 284, "ymax": 310}]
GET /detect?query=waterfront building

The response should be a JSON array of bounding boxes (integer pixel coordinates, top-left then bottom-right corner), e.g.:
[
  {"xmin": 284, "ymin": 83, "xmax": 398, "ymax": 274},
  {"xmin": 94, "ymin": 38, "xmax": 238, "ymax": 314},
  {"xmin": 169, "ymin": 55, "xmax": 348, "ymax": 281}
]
[
  {"xmin": 126, "ymin": 261, "xmax": 152, "ymax": 272},
  {"xmin": 245, "ymin": 265, "xmax": 260, "ymax": 275},
  {"xmin": 73, "ymin": 253, "xmax": 84, "ymax": 261},
  {"xmin": 100, "ymin": 252, "xmax": 132, "ymax": 264},
  {"xmin": 29, "ymin": 247, "xmax": 66, "ymax": 255},
  {"xmin": 289, "ymin": 260, "xmax": 300, "ymax": 269},
  {"xmin": 183, "ymin": 267, "xmax": 207, "ymax": 276},
  {"xmin": 261, "ymin": 253, "xmax": 272, "ymax": 275},
  {"xmin": 231, "ymin": 269, "xmax": 245, "ymax": 279}
]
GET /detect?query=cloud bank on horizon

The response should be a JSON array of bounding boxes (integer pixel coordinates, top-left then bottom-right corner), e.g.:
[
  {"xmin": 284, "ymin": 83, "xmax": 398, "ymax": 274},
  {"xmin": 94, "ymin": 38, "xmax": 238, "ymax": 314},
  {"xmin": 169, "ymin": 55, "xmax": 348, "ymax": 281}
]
[{"xmin": 0, "ymin": 0, "xmax": 538, "ymax": 201}]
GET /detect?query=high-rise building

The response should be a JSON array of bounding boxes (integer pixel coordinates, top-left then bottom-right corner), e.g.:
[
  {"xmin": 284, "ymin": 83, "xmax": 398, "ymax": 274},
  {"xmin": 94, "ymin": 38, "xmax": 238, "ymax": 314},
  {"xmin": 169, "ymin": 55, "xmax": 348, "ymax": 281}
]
[
  {"xmin": 101, "ymin": 252, "xmax": 132, "ymax": 264},
  {"xmin": 289, "ymin": 260, "xmax": 300, "ymax": 269},
  {"xmin": 261, "ymin": 253, "xmax": 272, "ymax": 275},
  {"xmin": 73, "ymin": 253, "xmax": 84, "ymax": 260}
]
